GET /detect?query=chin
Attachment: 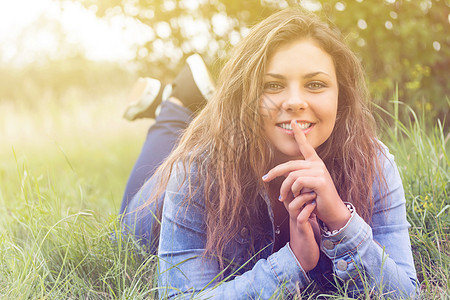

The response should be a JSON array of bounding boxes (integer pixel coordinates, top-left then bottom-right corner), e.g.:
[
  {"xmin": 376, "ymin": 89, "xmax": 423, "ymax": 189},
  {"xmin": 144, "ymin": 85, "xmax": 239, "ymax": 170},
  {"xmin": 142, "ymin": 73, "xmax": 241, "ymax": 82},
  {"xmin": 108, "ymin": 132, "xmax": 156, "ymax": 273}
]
[{"xmin": 274, "ymin": 147, "xmax": 303, "ymax": 162}]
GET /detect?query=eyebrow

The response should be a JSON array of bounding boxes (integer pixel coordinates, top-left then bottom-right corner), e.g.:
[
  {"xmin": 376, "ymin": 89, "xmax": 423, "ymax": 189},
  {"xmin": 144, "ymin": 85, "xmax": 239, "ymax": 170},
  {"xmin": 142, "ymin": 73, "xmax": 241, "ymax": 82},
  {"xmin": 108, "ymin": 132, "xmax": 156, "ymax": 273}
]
[{"xmin": 265, "ymin": 71, "xmax": 330, "ymax": 79}]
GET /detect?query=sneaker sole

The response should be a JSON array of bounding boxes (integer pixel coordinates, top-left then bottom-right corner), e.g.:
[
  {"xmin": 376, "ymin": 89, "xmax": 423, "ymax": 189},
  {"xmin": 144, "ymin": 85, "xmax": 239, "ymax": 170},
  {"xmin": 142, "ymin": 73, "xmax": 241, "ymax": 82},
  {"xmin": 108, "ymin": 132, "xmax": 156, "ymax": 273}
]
[
  {"xmin": 186, "ymin": 54, "xmax": 215, "ymax": 101},
  {"xmin": 154, "ymin": 84, "xmax": 173, "ymax": 117},
  {"xmin": 123, "ymin": 78, "xmax": 161, "ymax": 120}
]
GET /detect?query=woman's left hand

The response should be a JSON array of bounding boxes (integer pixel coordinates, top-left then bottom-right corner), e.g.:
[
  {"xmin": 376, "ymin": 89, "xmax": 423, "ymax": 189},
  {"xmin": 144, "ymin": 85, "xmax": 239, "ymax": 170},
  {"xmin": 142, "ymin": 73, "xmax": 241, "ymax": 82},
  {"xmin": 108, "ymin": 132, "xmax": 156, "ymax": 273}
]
[{"xmin": 263, "ymin": 120, "xmax": 351, "ymax": 231}]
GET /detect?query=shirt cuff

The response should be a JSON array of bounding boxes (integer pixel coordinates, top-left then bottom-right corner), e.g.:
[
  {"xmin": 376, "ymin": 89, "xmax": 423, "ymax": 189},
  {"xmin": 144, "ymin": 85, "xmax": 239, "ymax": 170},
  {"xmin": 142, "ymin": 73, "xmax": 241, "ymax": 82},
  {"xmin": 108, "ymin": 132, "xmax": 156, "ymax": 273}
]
[
  {"xmin": 320, "ymin": 202, "xmax": 355, "ymax": 237},
  {"xmin": 320, "ymin": 210, "xmax": 372, "ymax": 259},
  {"xmin": 267, "ymin": 243, "xmax": 311, "ymax": 295}
]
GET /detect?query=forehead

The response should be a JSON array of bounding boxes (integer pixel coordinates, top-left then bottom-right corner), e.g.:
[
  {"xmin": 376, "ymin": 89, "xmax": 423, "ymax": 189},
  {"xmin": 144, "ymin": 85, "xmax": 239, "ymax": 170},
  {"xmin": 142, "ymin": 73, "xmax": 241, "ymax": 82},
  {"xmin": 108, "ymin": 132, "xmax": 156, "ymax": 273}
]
[{"xmin": 266, "ymin": 38, "xmax": 335, "ymax": 75}]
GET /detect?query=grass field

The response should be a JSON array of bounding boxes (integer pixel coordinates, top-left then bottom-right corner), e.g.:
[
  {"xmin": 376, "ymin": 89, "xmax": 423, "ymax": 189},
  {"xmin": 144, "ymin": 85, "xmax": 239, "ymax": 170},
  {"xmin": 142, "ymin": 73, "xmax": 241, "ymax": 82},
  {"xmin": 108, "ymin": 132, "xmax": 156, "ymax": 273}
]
[{"xmin": 0, "ymin": 90, "xmax": 448, "ymax": 299}]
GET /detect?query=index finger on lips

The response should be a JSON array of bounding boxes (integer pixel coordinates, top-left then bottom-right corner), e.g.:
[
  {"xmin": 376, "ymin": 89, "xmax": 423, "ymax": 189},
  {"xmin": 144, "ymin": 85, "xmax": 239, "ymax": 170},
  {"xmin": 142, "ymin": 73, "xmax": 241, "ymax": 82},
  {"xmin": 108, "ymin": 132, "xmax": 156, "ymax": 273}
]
[{"xmin": 291, "ymin": 120, "xmax": 319, "ymax": 161}]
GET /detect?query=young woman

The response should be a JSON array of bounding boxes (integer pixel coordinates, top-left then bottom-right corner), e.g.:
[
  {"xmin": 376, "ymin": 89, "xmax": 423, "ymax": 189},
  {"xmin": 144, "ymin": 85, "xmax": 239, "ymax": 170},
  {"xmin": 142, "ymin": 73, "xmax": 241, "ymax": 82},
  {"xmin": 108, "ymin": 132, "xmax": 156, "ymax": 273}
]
[{"xmin": 120, "ymin": 8, "xmax": 418, "ymax": 299}]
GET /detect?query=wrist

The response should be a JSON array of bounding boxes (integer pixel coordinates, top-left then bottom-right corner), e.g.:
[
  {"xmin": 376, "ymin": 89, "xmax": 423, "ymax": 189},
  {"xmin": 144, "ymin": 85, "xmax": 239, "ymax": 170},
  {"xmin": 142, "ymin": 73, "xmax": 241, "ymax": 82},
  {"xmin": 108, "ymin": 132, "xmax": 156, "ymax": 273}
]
[
  {"xmin": 289, "ymin": 219, "xmax": 319, "ymax": 272},
  {"xmin": 322, "ymin": 202, "xmax": 354, "ymax": 233}
]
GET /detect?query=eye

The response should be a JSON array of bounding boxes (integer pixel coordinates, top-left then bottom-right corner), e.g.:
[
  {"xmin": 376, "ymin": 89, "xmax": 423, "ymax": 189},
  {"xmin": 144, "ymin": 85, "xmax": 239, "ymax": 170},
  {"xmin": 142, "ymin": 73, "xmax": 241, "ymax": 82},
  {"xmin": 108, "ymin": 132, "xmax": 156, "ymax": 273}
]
[
  {"xmin": 306, "ymin": 81, "xmax": 327, "ymax": 90},
  {"xmin": 263, "ymin": 82, "xmax": 284, "ymax": 91}
]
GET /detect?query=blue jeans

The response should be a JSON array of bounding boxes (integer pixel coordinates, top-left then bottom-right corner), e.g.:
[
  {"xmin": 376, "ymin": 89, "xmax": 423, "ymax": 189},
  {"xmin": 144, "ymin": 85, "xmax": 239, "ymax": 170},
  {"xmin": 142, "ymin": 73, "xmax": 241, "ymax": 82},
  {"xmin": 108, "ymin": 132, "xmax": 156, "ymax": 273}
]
[{"xmin": 120, "ymin": 101, "xmax": 193, "ymax": 215}]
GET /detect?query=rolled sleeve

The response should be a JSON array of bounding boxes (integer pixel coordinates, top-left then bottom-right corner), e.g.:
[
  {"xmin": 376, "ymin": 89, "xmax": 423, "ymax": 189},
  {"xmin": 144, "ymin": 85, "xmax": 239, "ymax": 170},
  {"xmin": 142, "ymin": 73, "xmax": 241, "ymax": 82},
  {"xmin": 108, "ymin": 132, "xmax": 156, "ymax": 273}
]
[
  {"xmin": 321, "ymin": 211, "xmax": 372, "ymax": 281},
  {"xmin": 267, "ymin": 243, "xmax": 311, "ymax": 295},
  {"xmin": 319, "ymin": 144, "xmax": 419, "ymax": 298}
]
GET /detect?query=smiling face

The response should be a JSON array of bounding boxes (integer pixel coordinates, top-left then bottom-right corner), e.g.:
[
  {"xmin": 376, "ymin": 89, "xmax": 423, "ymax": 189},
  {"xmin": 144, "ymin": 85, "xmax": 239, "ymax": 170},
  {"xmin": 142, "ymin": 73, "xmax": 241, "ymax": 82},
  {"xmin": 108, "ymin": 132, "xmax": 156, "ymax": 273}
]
[{"xmin": 260, "ymin": 38, "xmax": 339, "ymax": 161}]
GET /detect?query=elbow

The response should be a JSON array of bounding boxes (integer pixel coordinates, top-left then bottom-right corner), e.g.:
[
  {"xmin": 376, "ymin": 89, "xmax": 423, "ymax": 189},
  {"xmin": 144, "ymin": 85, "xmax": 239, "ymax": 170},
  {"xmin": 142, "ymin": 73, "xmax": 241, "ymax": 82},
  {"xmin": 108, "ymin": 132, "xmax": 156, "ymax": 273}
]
[
  {"xmin": 406, "ymin": 277, "xmax": 421, "ymax": 299},
  {"xmin": 382, "ymin": 277, "xmax": 420, "ymax": 299}
]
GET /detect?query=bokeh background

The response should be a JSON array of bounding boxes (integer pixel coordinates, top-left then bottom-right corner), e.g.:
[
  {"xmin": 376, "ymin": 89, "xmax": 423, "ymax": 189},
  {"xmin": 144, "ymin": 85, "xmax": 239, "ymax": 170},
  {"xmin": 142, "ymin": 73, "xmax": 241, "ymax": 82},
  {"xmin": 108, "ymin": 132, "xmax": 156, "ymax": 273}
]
[
  {"xmin": 1, "ymin": 0, "xmax": 448, "ymax": 118},
  {"xmin": 0, "ymin": 0, "xmax": 448, "ymax": 298},
  {"xmin": 0, "ymin": 0, "xmax": 448, "ymax": 151}
]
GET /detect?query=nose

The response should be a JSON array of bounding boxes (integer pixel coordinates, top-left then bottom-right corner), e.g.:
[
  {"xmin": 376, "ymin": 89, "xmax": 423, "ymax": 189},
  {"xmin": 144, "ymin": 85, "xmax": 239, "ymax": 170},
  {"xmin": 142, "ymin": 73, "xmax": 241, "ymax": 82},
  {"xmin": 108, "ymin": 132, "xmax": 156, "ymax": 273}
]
[{"xmin": 281, "ymin": 88, "xmax": 308, "ymax": 112}]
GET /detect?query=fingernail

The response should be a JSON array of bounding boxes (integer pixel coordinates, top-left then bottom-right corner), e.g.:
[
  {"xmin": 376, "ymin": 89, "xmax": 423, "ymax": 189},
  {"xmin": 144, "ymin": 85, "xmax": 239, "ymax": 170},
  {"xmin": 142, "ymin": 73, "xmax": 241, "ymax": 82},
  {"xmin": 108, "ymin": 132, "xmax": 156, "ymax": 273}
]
[
  {"xmin": 262, "ymin": 174, "xmax": 268, "ymax": 180},
  {"xmin": 309, "ymin": 191, "xmax": 315, "ymax": 195},
  {"xmin": 278, "ymin": 195, "xmax": 282, "ymax": 201},
  {"xmin": 311, "ymin": 200, "xmax": 316, "ymax": 205}
]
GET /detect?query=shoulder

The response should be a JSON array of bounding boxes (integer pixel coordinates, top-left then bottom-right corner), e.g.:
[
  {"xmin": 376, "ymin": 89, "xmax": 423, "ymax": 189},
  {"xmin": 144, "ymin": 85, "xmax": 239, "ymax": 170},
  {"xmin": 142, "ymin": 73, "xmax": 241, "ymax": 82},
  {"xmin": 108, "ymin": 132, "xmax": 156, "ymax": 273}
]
[
  {"xmin": 374, "ymin": 140, "xmax": 402, "ymax": 184},
  {"xmin": 372, "ymin": 140, "xmax": 406, "ymax": 214},
  {"xmin": 167, "ymin": 160, "xmax": 200, "ymax": 185},
  {"xmin": 166, "ymin": 159, "xmax": 206, "ymax": 208},
  {"xmin": 162, "ymin": 160, "xmax": 208, "ymax": 233}
]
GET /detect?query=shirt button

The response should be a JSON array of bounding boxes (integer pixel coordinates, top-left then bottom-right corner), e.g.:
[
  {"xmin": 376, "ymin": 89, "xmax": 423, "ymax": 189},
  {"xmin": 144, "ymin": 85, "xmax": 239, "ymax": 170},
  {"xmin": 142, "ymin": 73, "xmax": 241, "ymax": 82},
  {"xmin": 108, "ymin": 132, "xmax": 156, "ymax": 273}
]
[
  {"xmin": 337, "ymin": 260, "xmax": 348, "ymax": 271},
  {"xmin": 240, "ymin": 227, "xmax": 249, "ymax": 238},
  {"xmin": 323, "ymin": 240, "xmax": 334, "ymax": 250}
]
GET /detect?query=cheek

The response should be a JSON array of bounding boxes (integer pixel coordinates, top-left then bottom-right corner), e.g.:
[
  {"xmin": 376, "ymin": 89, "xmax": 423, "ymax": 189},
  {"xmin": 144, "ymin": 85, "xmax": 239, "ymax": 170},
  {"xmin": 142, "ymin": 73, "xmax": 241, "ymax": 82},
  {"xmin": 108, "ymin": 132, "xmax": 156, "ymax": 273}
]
[
  {"xmin": 259, "ymin": 94, "xmax": 282, "ymax": 119},
  {"xmin": 258, "ymin": 104, "xmax": 271, "ymax": 128},
  {"xmin": 323, "ymin": 95, "xmax": 338, "ymax": 122},
  {"xmin": 328, "ymin": 104, "xmax": 338, "ymax": 123},
  {"xmin": 261, "ymin": 116, "xmax": 274, "ymax": 138}
]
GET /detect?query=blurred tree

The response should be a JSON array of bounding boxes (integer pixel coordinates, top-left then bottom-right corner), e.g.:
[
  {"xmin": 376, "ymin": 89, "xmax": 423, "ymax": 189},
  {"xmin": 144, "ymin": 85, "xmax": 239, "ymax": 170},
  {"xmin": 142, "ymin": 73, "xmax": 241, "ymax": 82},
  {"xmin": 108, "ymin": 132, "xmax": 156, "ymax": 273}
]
[
  {"xmin": 75, "ymin": 0, "xmax": 449, "ymax": 121},
  {"xmin": 0, "ymin": 9, "xmax": 133, "ymax": 107},
  {"xmin": 0, "ymin": 55, "xmax": 133, "ymax": 106},
  {"xmin": 321, "ymin": 0, "xmax": 449, "ymax": 122}
]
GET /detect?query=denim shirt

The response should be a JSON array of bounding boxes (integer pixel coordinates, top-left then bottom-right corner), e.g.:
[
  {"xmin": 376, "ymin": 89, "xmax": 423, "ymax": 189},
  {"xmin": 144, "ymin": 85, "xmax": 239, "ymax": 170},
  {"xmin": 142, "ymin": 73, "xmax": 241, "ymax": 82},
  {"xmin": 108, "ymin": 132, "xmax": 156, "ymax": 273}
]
[{"xmin": 122, "ymin": 145, "xmax": 419, "ymax": 299}]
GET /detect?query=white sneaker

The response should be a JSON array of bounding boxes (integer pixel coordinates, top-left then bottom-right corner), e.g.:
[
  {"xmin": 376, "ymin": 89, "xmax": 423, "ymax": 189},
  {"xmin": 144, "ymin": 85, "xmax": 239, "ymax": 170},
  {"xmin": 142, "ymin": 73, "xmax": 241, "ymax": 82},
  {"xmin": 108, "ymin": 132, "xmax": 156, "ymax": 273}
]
[
  {"xmin": 123, "ymin": 77, "xmax": 163, "ymax": 120},
  {"xmin": 170, "ymin": 54, "xmax": 215, "ymax": 113}
]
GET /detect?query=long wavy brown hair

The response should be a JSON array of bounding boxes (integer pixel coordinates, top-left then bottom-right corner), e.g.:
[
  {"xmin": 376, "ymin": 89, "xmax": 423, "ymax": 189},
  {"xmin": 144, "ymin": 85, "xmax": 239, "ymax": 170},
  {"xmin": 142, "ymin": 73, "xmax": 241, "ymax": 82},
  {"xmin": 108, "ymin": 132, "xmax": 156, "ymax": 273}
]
[{"xmin": 145, "ymin": 8, "xmax": 386, "ymax": 268}]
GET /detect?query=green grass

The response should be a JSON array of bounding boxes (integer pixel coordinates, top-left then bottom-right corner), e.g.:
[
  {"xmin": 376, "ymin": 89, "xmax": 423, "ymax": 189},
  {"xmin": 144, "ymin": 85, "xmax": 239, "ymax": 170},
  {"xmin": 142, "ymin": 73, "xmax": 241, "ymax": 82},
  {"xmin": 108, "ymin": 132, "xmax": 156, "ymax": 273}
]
[
  {"xmin": 376, "ymin": 101, "xmax": 449, "ymax": 299},
  {"xmin": 0, "ymin": 93, "xmax": 448, "ymax": 299}
]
